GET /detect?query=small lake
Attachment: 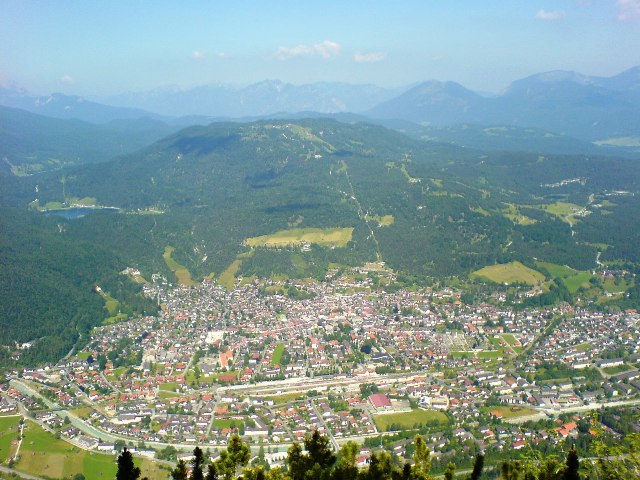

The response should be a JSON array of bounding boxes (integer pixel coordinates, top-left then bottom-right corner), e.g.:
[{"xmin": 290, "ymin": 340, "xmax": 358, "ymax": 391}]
[{"xmin": 42, "ymin": 207, "xmax": 119, "ymax": 219}]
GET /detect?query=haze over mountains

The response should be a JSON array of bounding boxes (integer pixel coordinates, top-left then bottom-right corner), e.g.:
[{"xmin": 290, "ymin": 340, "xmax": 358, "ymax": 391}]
[{"xmin": 2, "ymin": 66, "xmax": 639, "ymax": 145}]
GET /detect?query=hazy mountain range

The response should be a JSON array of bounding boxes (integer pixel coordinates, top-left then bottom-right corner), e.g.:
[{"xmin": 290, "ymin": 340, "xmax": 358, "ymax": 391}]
[{"xmin": 2, "ymin": 66, "xmax": 639, "ymax": 144}]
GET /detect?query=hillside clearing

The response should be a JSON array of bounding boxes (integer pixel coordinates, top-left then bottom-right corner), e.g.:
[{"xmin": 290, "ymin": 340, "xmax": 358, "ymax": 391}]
[
  {"xmin": 219, "ymin": 259, "xmax": 243, "ymax": 290},
  {"xmin": 163, "ymin": 246, "xmax": 196, "ymax": 286},
  {"xmin": 470, "ymin": 261, "xmax": 545, "ymax": 286},
  {"xmin": 245, "ymin": 227, "xmax": 353, "ymax": 248}
]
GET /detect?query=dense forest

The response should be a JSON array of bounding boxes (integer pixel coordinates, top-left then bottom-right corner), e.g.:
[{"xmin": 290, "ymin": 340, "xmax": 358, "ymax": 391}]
[{"xmin": 0, "ymin": 207, "xmax": 158, "ymax": 367}]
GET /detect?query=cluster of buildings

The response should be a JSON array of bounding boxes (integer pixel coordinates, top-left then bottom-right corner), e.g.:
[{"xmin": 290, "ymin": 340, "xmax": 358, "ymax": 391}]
[{"xmin": 2, "ymin": 271, "xmax": 639, "ymax": 460}]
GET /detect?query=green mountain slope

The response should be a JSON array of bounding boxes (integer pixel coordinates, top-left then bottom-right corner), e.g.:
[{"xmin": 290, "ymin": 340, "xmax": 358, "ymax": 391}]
[
  {"xmin": 0, "ymin": 105, "xmax": 179, "ymax": 175},
  {"xmin": 0, "ymin": 208, "xmax": 158, "ymax": 366},
  {"xmin": 25, "ymin": 119, "xmax": 640, "ymax": 280}
]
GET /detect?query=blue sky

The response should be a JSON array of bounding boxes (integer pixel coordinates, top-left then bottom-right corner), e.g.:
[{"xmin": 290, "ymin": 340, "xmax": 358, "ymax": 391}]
[{"xmin": 1, "ymin": 1, "xmax": 639, "ymax": 95}]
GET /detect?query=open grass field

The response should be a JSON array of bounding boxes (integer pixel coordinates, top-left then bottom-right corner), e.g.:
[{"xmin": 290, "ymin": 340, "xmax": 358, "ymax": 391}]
[
  {"xmin": 483, "ymin": 406, "xmax": 537, "ymax": 419},
  {"xmin": 536, "ymin": 261, "xmax": 604, "ymax": 294},
  {"xmin": 70, "ymin": 406, "xmax": 93, "ymax": 419},
  {"xmin": 603, "ymin": 364, "xmax": 633, "ymax": 375},
  {"xmin": 159, "ymin": 382, "xmax": 179, "ymax": 392},
  {"xmin": 374, "ymin": 409, "xmax": 448, "ymax": 431},
  {"xmin": 400, "ymin": 164, "xmax": 420, "ymax": 184},
  {"xmin": 562, "ymin": 272, "xmax": 596, "ymax": 293},
  {"xmin": 245, "ymin": 227, "xmax": 353, "ymax": 248},
  {"xmin": 163, "ymin": 246, "xmax": 196, "ymax": 286},
  {"xmin": 271, "ymin": 343, "xmax": 285, "ymax": 367},
  {"xmin": 76, "ymin": 351, "xmax": 91, "ymax": 361},
  {"xmin": 501, "ymin": 334, "xmax": 520, "ymax": 346},
  {"xmin": 502, "ymin": 203, "xmax": 537, "ymax": 225},
  {"xmin": 477, "ymin": 350, "xmax": 506, "ymax": 359},
  {"xmin": 15, "ymin": 421, "xmax": 167, "ymax": 479},
  {"xmin": 471, "ymin": 261, "xmax": 545, "ymax": 286},
  {"xmin": 365, "ymin": 214, "xmax": 395, "ymax": 227},
  {"xmin": 0, "ymin": 416, "xmax": 21, "ymax": 463},
  {"xmin": 264, "ymin": 393, "xmax": 305, "ymax": 404},
  {"xmin": 602, "ymin": 276, "xmax": 634, "ymax": 294},
  {"xmin": 99, "ymin": 291, "xmax": 120, "ymax": 316},
  {"xmin": 535, "ymin": 261, "xmax": 576, "ymax": 278},
  {"xmin": 212, "ymin": 418, "xmax": 244, "ymax": 430},
  {"xmin": 532, "ymin": 202, "xmax": 582, "ymax": 224},
  {"xmin": 218, "ymin": 259, "xmax": 242, "ymax": 290}
]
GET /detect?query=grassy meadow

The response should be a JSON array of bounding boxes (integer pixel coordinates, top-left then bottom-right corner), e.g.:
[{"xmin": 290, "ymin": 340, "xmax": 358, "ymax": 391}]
[
  {"xmin": 471, "ymin": 261, "xmax": 545, "ymax": 286},
  {"xmin": 245, "ymin": 227, "xmax": 353, "ymax": 248}
]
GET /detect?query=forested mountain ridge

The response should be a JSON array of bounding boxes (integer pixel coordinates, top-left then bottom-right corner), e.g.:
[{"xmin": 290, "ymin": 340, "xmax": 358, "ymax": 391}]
[
  {"xmin": 0, "ymin": 208, "xmax": 158, "ymax": 366},
  {"xmin": 0, "ymin": 105, "xmax": 181, "ymax": 175},
  {"xmin": 19, "ymin": 119, "xmax": 640, "ymax": 281}
]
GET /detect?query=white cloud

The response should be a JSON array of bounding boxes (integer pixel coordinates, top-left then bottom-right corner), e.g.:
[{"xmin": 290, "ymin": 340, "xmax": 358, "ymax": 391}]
[
  {"xmin": 616, "ymin": 0, "xmax": 640, "ymax": 22},
  {"xmin": 354, "ymin": 51, "xmax": 387, "ymax": 63},
  {"xmin": 535, "ymin": 9, "xmax": 566, "ymax": 20},
  {"xmin": 275, "ymin": 44, "xmax": 314, "ymax": 60},
  {"xmin": 191, "ymin": 50, "xmax": 206, "ymax": 60},
  {"xmin": 216, "ymin": 52, "xmax": 232, "ymax": 58},
  {"xmin": 314, "ymin": 40, "xmax": 341, "ymax": 59},
  {"xmin": 60, "ymin": 74, "xmax": 75, "ymax": 84},
  {"xmin": 275, "ymin": 40, "xmax": 341, "ymax": 60}
]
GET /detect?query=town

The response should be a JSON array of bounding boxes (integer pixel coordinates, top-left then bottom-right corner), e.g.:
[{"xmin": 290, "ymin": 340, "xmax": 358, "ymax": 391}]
[{"xmin": 2, "ymin": 266, "xmax": 640, "ymax": 473}]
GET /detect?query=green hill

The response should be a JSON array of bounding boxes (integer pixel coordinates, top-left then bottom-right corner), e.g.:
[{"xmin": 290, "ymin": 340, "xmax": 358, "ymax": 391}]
[
  {"xmin": 0, "ymin": 105, "xmax": 179, "ymax": 175},
  {"xmin": 17, "ymin": 119, "xmax": 640, "ymax": 281}
]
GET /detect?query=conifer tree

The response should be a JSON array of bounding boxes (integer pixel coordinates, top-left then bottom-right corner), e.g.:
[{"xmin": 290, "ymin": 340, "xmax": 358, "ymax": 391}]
[
  {"xmin": 563, "ymin": 447, "xmax": 580, "ymax": 480},
  {"xmin": 192, "ymin": 446, "xmax": 205, "ymax": 480},
  {"xmin": 470, "ymin": 454, "xmax": 484, "ymax": 480},
  {"xmin": 171, "ymin": 459, "xmax": 188, "ymax": 480},
  {"xmin": 116, "ymin": 447, "xmax": 141, "ymax": 480}
]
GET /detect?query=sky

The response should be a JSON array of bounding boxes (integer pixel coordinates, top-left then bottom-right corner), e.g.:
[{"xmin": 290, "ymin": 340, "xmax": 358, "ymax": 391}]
[{"xmin": 1, "ymin": 1, "xmax": 639, "ymax": 96}]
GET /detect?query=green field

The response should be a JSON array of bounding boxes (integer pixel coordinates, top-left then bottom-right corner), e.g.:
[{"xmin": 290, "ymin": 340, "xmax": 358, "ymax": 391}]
[
  {"xmin": 163, "ymin": 246, "xmax": 196, "ymax": 286},
  {"xmin": 271, "ymin": 343, "xmax": 285, "ymax": 367},
  {"xmin": 502, "ymin": 203, "xmax": 537, "ymax": 225},
  {"xmin": 602, "ymin": 276, "xmax": 634, "ymax": 294},
  {"xmin": 536, "ymin": 261, "xmax": 604, "ymax": 294},
  {"xmin": 501, "ymin": 334, "xmax": 519, "ymax": 346},
  {"xmin": 365, "ymin": 214, "xmax": 395, "ymax": 227},
  {"xmin": 212, "ymin": 418, "xmax": 244, "ymax": 430},
  {"xmin": 219, "ymin": 259, "xmax": 242, "ymax": 290},
  {"xmin": 76, "ymin": 351, "xmax": 91, "ymax": 361},
  {"xmin": 483, "ymin": 406, "xmax": 537, "ymax": 419},
  {"xmin": 471, "ymin": 261, "xmax": 545, "ymax": 286},
  {"xmin": 531, "ymin": 202, "xmax": 583, "ymax": 225},
  {"xmin": 477, "ymin": 350, "xmax": 506, "ymax": 359},
  {"xmin": 374, "ymin": 409, "xmax": 448, "ymax": 431},
  {"xmin": 14, "ymin": 421, "xmax": 167, "ymax": 479},
  {"xmin": 535, "ymin": 261, "xmax": 576, "ymax": 278},
  {"xmin": 603, "ymin": 364, "xmax": 633, "ymax": 375},
  {"xmin": 159, "ymin": 381, "xmax": 179, "ymax": 392},
  {"xmin": 264, "ymin": 393, "xmax": 305, "ymax": 404},
  {"xmin": 99, "ymin": 290, "xmax": 120, "ymax": 315},
  {"xmin": 562, "ymin": 272, "xmax": 596, "ymax": 293},
  {"xmin": 245, "ymin": 227, "xmax": 354, "ymax": 248},
  {"xmin": 0, "ymin": 416, "xmax": 21, "ymax": 463}
]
